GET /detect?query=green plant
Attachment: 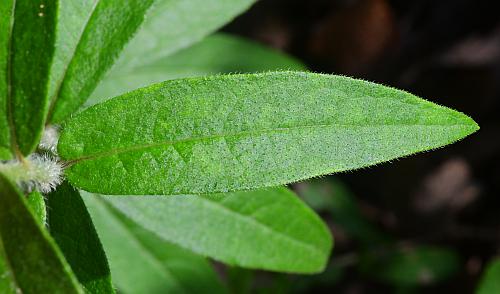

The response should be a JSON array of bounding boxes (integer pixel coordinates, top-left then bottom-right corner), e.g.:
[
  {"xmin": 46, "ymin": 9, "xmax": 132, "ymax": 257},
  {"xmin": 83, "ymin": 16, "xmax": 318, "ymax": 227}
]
[{"xmin": 0, "ymin": 1, "xmax": 479, "ymax": 293}]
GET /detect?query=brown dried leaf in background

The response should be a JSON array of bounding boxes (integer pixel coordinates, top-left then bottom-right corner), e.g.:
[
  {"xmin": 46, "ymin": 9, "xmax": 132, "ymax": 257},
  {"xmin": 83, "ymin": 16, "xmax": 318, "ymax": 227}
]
[
  {"xmin": 309, "ymin": 0, "xmax": 396, "ymax": 74},
  {"xmin": 413, "ymin": 158, "xmax": 480, "ymax": 213}
]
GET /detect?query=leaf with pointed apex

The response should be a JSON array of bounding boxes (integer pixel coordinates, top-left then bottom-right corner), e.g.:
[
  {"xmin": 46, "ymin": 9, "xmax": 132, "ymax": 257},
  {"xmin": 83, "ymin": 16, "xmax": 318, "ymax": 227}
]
[
  {"xmin": 89, "ymin": 33, "xmax": 305, "ymax": 106},
  {"xmin": 59, "ymin": 72, "xmax": 479, "ymax": 195},
  {"xmin": 2, "ymin": 0, "xmax": 57, "ymax": 155},
  {"xmin": 0, "ymin": 173, "xmax": 84, "ymax": 293},
  {"xmin": 477, "ymin": 259, "xmax": 500, "ymax": 294},
  {"xmin": 47, "ymin": 182, "xmax": 114, "ymax": 293},
  {"xmin": 83, "ymin": 193, "xmax": 227, "ymax": 294},
  {"xmin": 48, "ymin": 0, "xmax": 156, "ymax": 124},
  {"xmin": 100, "ymin": 187, "xmax": 333, "ymax": 273}
]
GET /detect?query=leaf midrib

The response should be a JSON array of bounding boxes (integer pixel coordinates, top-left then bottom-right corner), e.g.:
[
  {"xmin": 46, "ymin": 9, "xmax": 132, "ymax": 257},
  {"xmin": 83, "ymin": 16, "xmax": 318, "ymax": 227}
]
[
  {"xmin": 201, "ymin": 195, "xmax": 326, "ymax": 263},
  {"xmin": 109, "ymin": 195, "xmax": 326, "ymax": 267},
  {"xmin": 66, "ymin": 122, "xmax": 472, "ymax": 164}
]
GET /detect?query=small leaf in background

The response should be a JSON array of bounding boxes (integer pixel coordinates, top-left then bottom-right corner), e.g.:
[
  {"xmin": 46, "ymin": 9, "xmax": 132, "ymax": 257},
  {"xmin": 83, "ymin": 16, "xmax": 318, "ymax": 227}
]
[
  {"xmin": 82, "ymin": 193, "xmax": 227, "ymax": 294},
  {"xmin": 296, "ymin": 178, "xmax": 390, "ymax": 246},
  {"xmin": 48, "ymin": 0, "xmax": 157, "ymax": 123},
  {"xmin": 26, "ymin": 190, "xmax": 46, "ymax": 226},
  {"xmin": 100, "ymin": 187, "xmax": 332, "ymax": 273},
  {"xmin": 476, "ymin": 258, "xmax": 500, "ymax": 294},
  {"xmin": 226, "ymin": 267, "xmax": 255, "ymax": 294},
  {"xmin": 0, "ymin": 0, "xmax": 14, "ymax": 159},
  {"xmin": 5, "ymin": 0, "xmax": 57, "ymax": 155},
  {"xmin": 59, "ymin": 72, "xmax": 479, "ymax": 195},
  {"xmin": 90, "ymin": 33, "xmax": 305, "ymax": 105},
  {"xmin": 113, "ymin": 0, "xmax": 257, "ymax": 72},
  {"xmin": 360, "ymin": 245, "xmax": 460, "ymax": 286},
  {"xmin": 47, "ymin": 182, "xmax": 114, "ymax": 293},
  {"xmin": 0, "ymin": 173, "xmax": 83, "ymax": 293}
]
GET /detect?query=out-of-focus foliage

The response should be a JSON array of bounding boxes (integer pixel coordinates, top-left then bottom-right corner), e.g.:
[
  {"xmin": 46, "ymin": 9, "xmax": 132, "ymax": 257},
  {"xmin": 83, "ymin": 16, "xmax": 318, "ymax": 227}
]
[
  {"xmin": 98, "ymin": 188, "xmax": 332, "ymax": 273},
  {"xmin": 89, "ymin": 33, "xmax": 305, "ymax": 106},
  {"xmin": 359, "ymin": 245, "xmax": 460, "ymax": 286},
  {"xmin": 476, "ymin": 259, "xmax": 500, "ymax": 294}
]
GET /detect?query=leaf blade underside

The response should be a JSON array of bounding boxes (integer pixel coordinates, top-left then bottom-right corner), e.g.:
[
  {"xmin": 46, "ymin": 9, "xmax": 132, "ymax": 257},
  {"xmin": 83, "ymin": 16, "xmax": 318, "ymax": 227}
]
[{"xmin": 98, "ymin": 187, "xmax": 333, "ymax": 274}]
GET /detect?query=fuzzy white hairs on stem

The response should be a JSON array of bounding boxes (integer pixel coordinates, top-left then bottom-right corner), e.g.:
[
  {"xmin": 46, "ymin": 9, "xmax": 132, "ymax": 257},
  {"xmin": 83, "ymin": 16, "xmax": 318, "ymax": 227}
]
[{"xmin": 0, "ymin": 154, "xmax": 63, "ymax": 193}]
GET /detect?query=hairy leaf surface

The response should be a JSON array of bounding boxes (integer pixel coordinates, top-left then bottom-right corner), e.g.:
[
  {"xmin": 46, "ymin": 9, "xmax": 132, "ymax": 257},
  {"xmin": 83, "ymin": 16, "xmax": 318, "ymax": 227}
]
[
  {"xmin": 90, "ymin": 33, "xmax": 304, "ymax": 106},
  {"xmin": 100, "ymin": 187, "xmax": 333, "ymax": 273},
  {"xmin": 59, "ymin": 72, "xmax": 479, "ymax": 195},
  {"xmin": 83, "ymin": 193, "xmax": 227, "ymax": 293},
  {"xmin": 1, "ymin": 0, "xmax": 57, "ymax": 155},
  {"xmin": 0, "ymin": 173, "xmax": 83, "ymax": 293},
  {"xmin": 47, "ymin": 182, "xmax": 114, "ymax": 293}
]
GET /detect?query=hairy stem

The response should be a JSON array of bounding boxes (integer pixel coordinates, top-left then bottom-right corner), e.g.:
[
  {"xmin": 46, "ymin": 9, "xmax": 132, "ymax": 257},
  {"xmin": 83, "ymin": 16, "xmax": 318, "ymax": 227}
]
[{"xmin": 0, "ymin": 154, "xmax": 62, "ymax": 193}]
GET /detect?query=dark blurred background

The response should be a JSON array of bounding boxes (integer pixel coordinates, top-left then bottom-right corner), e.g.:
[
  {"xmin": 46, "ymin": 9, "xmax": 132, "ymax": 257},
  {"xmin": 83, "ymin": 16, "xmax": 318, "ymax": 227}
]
[{"xmin": 221, "ymin": 0, "xmax": 500, "ymax": 292}]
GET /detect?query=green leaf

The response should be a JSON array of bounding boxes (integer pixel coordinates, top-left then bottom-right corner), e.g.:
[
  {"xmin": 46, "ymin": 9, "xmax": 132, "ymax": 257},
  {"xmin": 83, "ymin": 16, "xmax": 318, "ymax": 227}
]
[
  {"xmin": 360, "ymin": 245, "xmax": 460, "ymax": 286},
  {"xmin": 47, "ymin": 0, "xmax": 157, "ymax": 124},
  {"xmin": 46, "ymin": 0, "xmax": 100, "ymax": 108},
  {"xmin": 1, "ymin": 0, "xmax": 57, "ymax": 155},
  {"xmin": 100, "ymin": 187, "xmax": 333, "ymax": 273},
  {"xmin": 89, "ymin": 33, "xmax": 305, "ymax": 106},
  {"xmin": 82, "ymin": 193, "xmax": 227, "ymax": 294},
  {"xmin": 112, "ymin": 0, "xmax": 257, "ymax": 73},
  {"xmin": 0, "ymin": 0, "xmax": 14, "ymax": 159},
  {"xmin": 49, "ymin": 0, "xmax": 256, "ymax": 124},
  {"xmin": 477, "ymin": 258, "xmax": 500, "ymax": 294},
  {"xmin": 0, "ymin": 173, "xmax": 84, "ymax": 293},
  {"xmin": 26, "ymin": 190, "xmax": 47, "ymax": 226},
  {"xmin": 59, "ymin": 72, "xmax": 479, "ymax": 195},
  {"xmin": 47, "ymin": 182, "xmax": 114, "ymax": 293},
  {"xmin": 0, "ymin": 240, "xmax": 16, "ymax": 294}
]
